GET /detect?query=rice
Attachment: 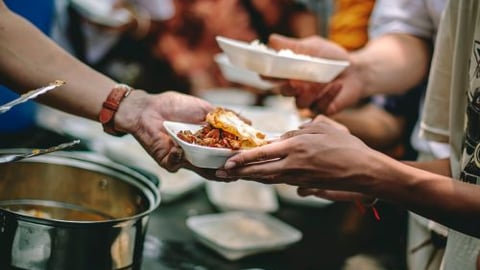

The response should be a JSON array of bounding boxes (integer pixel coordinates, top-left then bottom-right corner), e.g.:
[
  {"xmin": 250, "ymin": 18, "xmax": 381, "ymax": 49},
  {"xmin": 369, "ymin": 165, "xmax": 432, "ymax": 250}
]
[{"xmin": 249, "ymin": 39, "xmax": 314, "ymax": 60}]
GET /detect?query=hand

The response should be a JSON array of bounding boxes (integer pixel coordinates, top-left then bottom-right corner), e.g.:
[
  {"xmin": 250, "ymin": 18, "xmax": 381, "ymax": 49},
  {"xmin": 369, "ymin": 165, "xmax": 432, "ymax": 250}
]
[
  {"xmin": 216, "ymin": 120, "xmax": 378, "ymax": 191},
  {"xmin": 267, "ymin": 34, "xmax": 365, "ymax": 115},
  {"xmin": 116, "ymin": 90, "xmax": 214, "ymax": 171}
]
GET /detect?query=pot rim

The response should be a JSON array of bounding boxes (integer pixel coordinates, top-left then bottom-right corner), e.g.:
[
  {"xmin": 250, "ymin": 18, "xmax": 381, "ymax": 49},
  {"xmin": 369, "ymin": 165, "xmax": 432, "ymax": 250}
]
[{"xmin": 0, "ymin": 150, "xmax": 161, "ymax": 227}]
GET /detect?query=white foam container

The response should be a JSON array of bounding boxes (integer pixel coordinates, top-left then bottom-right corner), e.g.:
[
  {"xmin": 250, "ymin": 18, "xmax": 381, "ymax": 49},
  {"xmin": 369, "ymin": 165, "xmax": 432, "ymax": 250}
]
[
  {"xmin": 214, "ymin": 53, "xmax": 277, "ymax": 90},
  {"xmin": 206, "ymin": 180, "xmax": 278, "ymax": 213},
  {"xmin": 186, "ymin": 211, "xmax": 302, "ymax": 260},
  {"xmin": 216, "ymin": 36, "xmax": 349, "ymax": 83}
]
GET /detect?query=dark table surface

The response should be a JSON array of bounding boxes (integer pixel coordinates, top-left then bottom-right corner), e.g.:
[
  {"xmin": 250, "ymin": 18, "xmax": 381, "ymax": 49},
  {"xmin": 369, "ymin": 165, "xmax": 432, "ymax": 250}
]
[{"xmin": 1, "ymin": 127, "xmax": 408, "ymax": 270}]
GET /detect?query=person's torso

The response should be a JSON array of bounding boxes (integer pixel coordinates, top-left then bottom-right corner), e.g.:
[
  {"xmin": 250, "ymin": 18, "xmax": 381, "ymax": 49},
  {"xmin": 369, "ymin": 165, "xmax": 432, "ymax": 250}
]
[{"xmin": 440, "ymin": 0, "xmax": 480, "ymax": 269}]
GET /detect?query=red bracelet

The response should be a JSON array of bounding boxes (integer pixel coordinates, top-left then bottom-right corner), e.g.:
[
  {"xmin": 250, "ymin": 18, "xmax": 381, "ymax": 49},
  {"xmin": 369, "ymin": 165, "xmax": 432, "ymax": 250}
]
[{"xmin": 98, "ymin": 84, "xmax": 133, "ymax": 136}]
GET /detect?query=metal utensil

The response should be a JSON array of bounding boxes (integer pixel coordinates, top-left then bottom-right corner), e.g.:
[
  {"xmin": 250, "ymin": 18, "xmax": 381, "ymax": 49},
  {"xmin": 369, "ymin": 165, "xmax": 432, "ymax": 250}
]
[
  {"xmin": 0, "ymin": 139, "xmax": 80, "ymax": 163},
  {"xmin": 0, "ymin": 80, "xmax": 65, "ymax": 114}
]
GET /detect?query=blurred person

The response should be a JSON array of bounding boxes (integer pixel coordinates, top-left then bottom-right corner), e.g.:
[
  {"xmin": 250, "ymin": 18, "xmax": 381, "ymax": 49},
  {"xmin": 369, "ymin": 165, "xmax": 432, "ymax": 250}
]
[
  {"xmin": 224, "ymin": 0, "xmax": 448, "ymax": 268},
  {"xmin": 328, "ymin": 0, "xmax": 376, "ymax": 51},
  {"xmin": 264, "ymin": 1, "xmax": 449, "ymax": 268},
  {"xmin": 216, "ymin": 0, "xmax": 480, "ymax": 269},
  {"xmin": 244, "ymin": 0, "xmax": 319, "ymax": 42},
  {"xmin": 152, "ymin": 0, "xmax": 258, "ymax": 94},
  {"xmin": 0, "ymin": 0, "xmax": 54, "ymax": 133},
  {"xmin": 152, "ymin": 0, "xmax": 320, "ymax": 95},
  {"xmin": 52, "ymin": 0, "xmax": 184, "ymax": 92},
  {"xmin": 327, "ymin": 0, "xmax": 445, "ymax": 161},
  {"xmin": 0, "ymin": 0, "xmax": 212, "ymax": 171},
  {"xmin": 357, "ymin": 3, "xmax": 449, "ymax": 269}
]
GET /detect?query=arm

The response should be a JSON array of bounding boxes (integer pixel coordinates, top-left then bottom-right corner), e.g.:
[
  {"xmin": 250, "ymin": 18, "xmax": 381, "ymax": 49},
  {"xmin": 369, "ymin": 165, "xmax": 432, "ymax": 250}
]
[
  {"xmin": 218, "ymin": 123, "xmax": 480, "ymax": 237},
  {"xmin": 267, "ymin": 33, "xmax": 431, "ymax": 114},
  {"xmin": 402, "ymin": 158, "xmax": 451, "ymax": 177},
  {"xmin": 350, "ymin": 34, "xmax": 432, "ymax": 97},
  {"xmin": 0, "ymin": 2, "xmax": 113, "ymax": 120},
  {"xmin": 0, "ymin": 2, "xmax": 213, "ymax": 170},
  {"xmin": 371, "ymin": 155, "xmax": 478, "ymax": 237}
]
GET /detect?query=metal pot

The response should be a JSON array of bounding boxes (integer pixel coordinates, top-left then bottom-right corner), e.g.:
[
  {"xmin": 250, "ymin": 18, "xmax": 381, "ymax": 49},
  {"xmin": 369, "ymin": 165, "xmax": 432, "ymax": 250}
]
[{"xmin": 0, "ymin": 151, "xmax": 160, "ymax": 270}]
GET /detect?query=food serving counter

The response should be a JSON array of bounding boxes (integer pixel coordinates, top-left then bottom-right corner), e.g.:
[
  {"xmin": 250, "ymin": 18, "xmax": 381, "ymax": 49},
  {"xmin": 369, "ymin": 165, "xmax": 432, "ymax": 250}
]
[{"xmin": 1, "ymin": 127, "xmax": 408, "ymax": 270}]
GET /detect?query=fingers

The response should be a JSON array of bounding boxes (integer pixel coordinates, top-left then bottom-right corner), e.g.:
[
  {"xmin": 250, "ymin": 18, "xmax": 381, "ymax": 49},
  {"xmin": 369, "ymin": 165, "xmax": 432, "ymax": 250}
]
[
  {"xmin": 278, "ymin": 81, "xmax": 298, "ymax": 96},
  {"xmin": 217, "ymin": 157, "xmax": 286, "ymax": 180},
  {"xmin": 280, "ymin": 129, "xmax": 302, "ymax": 139},
  {"xmin": 268, "ymin": 34, "xmax": 300, "ymax": 51},
  {"xmin": 310, "ymin": 82, "xmax": 342, "ymax": 115},
  {"xmin": 222, "ymin": 142, "xmax": 289, "ymax": 169},
  {"xmin": 282, "ymin": 80, "xmax": 340, "ymax": 113},
  {"xmin": 162, "ymin": 146, "xmax": 185, "ymax": 172},
  {"xmin": 153, "ymin": 133, "xmax": 178, "ymax": 170},
  {"xmin": 240, "ymin": 174, "xmax": 287, "ymax": 185},
  {"xmin": 297, "ymin": 188, "xmax": 366, "ymax": 202},
  {"xmin": 183, "ymin": 163, "xmax": 238, "ymax": 182},
  {"xmin": 324, "ymin": 85, "xmax": 355, "ymax": 115}
]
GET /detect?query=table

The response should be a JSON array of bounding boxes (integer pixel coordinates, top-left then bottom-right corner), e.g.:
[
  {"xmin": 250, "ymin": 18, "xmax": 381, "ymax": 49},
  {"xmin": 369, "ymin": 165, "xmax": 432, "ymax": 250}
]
[
  {"xmin": 142, "ymin": 188, "xmax": 407, "ymax": 270},
  {"xmin": 1, "ymin": 127, "xmax": 408, "ymax": 270}
]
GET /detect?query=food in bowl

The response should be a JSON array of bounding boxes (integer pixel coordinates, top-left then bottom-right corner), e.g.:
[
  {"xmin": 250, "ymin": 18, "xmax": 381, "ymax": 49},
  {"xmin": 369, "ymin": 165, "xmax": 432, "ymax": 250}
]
[
  {"xmin": 177, "ymin": 107, "xmax": 268, "ymax": 150},
  {"xmin": 249, "ymin": 39, "xmax": 315, "ymax": 60}
]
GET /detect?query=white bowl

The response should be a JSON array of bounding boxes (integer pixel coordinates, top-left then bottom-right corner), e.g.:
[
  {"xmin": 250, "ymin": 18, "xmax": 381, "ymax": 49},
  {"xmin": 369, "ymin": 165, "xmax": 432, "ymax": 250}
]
[
  {"xmin": 186, "ymin": 211, "xmax": 302, "ymax": 260},
  {"xmin": 163, "ymin": 121, "xmax": 240, "ymax": 169},
  {"xmin": 216, "ymin": 36, "xmax": 349, "ymax": 83},
  {"xmin": 214, "ymin": 53, "xmax": 277, "ymax": 90}
]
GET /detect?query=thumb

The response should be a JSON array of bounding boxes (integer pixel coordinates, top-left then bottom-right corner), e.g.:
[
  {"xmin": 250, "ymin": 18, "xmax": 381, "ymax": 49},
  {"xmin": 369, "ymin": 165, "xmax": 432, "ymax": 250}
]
[{"xmin": 268, "ymin": 34, "xmax": 300, "ymax": 51}]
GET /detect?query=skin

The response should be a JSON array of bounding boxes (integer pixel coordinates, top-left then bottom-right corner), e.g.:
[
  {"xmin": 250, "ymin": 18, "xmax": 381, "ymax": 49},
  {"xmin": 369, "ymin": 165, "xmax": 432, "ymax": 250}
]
[
  {"xmin": 331, "ymin": 104, "xmax": 406, "ymax": 152},
  {"xmin": 267, "ymin": 33, "xmax": 431, "ymax": 115},
  {"xmin": 0, "ymin": 1, "xmax": 213, "ymax": 171},
  {"xmin": 215, "ymin": 120, "xmax": 480, "ymax": 238}
]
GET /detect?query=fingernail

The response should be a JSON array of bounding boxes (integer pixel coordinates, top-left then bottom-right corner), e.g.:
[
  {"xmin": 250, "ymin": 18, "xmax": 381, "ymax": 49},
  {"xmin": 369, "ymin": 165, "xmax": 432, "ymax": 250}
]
[
  {"xmin": 216, "ymin": 170, "xmax": 228, "ymax": 178},
  {"xmin": 224, "ymin": 161, "xmax": 236, "ymax": 170}
]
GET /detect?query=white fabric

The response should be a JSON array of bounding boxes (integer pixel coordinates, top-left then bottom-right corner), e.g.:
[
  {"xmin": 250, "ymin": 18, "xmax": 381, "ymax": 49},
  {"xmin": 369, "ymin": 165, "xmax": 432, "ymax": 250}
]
[
  {"xmin": 420, "ymin": 0, "xmax": 480, "ymax": 269},
  {"xmin": 369, "ymin": 0, "xmax": 449, "ymax": 158},
  {"xmin": 369, "ymin": 1, "xmax": 449, "ymax": 270},
  {"xmin": 82, "ymin": 22, "xmax": 121, "ymax": 64},
  {"xmin": 412, "ymin": 98, "xmax": 452, "ymax": 159},
  {"xmin": 135, "ymin": 0, "xmax": 175, "ymax": 21},
  {"xmin": 369, "ymin": 0, "xmax": 446, "ymax": 41}
]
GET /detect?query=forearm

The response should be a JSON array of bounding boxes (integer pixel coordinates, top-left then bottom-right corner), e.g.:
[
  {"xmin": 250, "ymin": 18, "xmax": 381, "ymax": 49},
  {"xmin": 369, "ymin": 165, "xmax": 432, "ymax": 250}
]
[
  {"xmin": 367, "ymin": 153, "xmax": 480, "ymax": 237},
  {"xmin": 350, "ymin": 34, "xmax": 431, "ymax": 97},
  {"xmin": 402, "ymin": 158, "xmax": 451, "ymax": 177},
  {"xmin": 0, "ymin": 3, "xmax": 115, "ymax": 121}
]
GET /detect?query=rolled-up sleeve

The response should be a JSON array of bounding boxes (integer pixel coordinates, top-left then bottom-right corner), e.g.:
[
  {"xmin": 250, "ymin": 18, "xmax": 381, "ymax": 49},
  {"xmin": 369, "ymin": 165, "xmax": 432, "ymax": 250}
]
[{"xmin": 369, "ymin": 0, "xmax": 435, "ymax": 39}]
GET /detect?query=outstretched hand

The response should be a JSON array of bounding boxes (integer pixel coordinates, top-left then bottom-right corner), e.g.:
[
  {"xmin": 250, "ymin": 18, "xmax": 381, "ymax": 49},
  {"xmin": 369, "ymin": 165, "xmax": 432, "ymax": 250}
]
[
  {"xmin": 267, "ymin": 34, "xmax": 364, "ymax": 115},
  {"xmin": 216, "ymin": 119, "xmax": 378, "ymax": 191},
  {"xmin": 116, "ymin": 90, "xmax": 214, "ymax": 172}
]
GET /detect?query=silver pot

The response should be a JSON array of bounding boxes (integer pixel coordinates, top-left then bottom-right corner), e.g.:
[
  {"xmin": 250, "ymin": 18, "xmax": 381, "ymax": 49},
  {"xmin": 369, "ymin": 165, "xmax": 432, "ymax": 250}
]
[{"xmin": 0, "ymin": 151, "xmax": 160, "ymax": 270}]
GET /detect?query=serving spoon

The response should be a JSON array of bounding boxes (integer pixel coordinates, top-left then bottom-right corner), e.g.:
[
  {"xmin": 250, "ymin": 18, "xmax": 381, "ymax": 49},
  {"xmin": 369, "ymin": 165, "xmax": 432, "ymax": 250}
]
[
  {"xmin": 0, "ymin": 139, "xmax": 80, "ymax": 163},
  {"xmin": 0, "ymin": 80, "xmax": 65, "ymax": 114}
]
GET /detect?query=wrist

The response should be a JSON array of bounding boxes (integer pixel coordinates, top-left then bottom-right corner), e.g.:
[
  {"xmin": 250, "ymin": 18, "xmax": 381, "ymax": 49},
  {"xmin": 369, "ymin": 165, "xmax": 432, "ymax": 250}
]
[
  {"xmin": 348, "ymin": 51, "xmax": 370, "ymax": 98},
  {"xmin": 113, "ymin": 89, "xmax": 150, "ymax": 134},
  {"xmin": 98, "ymin": 84, "xmax": 133, "ymax": 136}
]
